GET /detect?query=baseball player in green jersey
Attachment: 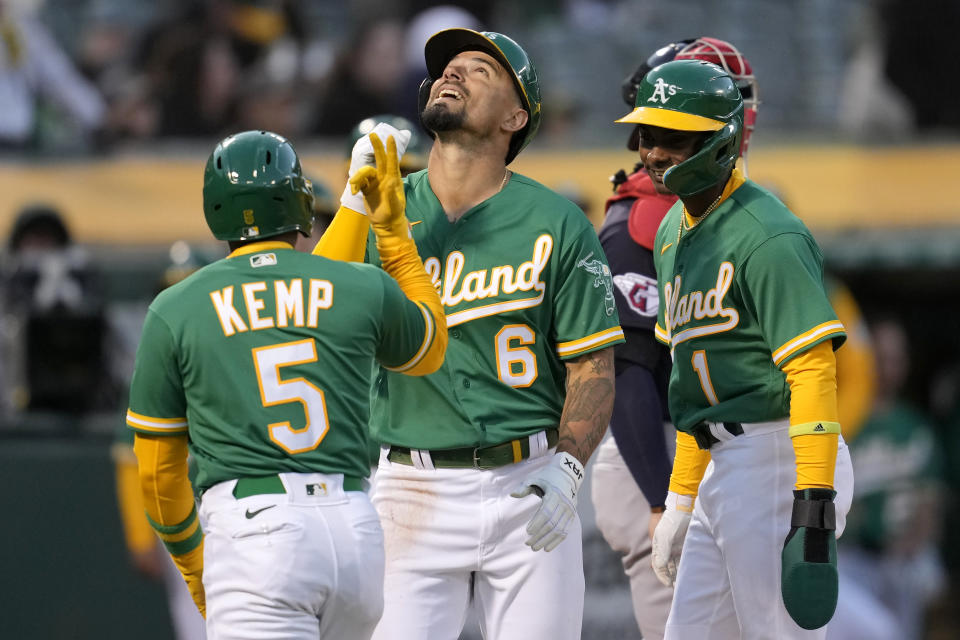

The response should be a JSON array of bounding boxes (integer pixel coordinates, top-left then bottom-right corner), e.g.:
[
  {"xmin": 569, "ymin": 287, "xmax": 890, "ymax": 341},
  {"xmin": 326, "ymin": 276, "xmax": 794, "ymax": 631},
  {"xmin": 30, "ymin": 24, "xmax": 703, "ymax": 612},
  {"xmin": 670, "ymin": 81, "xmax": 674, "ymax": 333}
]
[
  {"xmin": 126, "ymin": 130, "xmax": 447, "ymax": 639},
  {"xmin": 615, "ymin": 59, "xmax": 855, "ymax": 639},
  {"xmin": 313, "ymin": 29, "xmax": 623, "ymax": 640}
]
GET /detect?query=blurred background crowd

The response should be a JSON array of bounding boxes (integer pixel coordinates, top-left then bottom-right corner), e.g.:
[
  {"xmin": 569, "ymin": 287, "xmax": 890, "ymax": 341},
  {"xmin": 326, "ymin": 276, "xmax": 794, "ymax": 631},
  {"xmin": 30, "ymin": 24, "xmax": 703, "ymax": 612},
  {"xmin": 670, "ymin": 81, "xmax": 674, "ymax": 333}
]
[{"xmin": 1, "ymin": 0, "xmax": 959, "ymax": 638}]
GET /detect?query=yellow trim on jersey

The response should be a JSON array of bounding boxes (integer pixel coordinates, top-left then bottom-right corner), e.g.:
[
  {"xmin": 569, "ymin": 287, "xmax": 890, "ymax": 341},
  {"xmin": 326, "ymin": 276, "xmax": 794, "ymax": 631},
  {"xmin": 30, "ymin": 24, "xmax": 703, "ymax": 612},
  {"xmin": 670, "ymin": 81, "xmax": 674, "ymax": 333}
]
[
  {"xmin": 654, "ymin": 322, "xmax": 670, "ymax": 345},
  {"xmin": 446, "ymin": 292, "xmax": 546, "ymax": 328},
  {"xmin": 555, "ymin": 326, "xmax": 625, "ymax": 358},
  {"xmin": 615, "ymin": 106, "xmax": 726, "ymax": 131},
  {"xmin": 127, "ymin": 410, "xmax": 188, "ymax": 433},
  {"xmin": 227, "ymin": 240, "xmax": 293, "ymax": 258},
  {"xmin": 312, "ymin": 205, "xmax": 370, "ymax": 262},
  {"xmin": 682, "ymin": 169, "xmax": 746, "ymax": 230},
  {"xmin": 772, "ymin": 320, "xmax": 846, "ymax": 366},
  {"xmin": 385, "ymin": 301, "xmax": 436, "ymax": 373}
]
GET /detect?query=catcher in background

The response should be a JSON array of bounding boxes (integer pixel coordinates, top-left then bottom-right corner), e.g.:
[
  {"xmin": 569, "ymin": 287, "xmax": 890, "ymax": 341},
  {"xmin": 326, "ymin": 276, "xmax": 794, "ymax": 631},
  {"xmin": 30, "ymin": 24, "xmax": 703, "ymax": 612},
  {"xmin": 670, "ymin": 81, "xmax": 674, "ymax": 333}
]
[
  {"xmin": 590, "ymin": 37, "xmax": 759, "ymax": 640},
  {"xmin": 314, "ymin": 29, "xmax": 623, "ymax": 640},
  {"xmin": 126, "ymin": 129, "xmax": 446, "ymax": 639},
  {"xmin": 617, "ymin": 59, "xmax": 854, "ymax": 638}
]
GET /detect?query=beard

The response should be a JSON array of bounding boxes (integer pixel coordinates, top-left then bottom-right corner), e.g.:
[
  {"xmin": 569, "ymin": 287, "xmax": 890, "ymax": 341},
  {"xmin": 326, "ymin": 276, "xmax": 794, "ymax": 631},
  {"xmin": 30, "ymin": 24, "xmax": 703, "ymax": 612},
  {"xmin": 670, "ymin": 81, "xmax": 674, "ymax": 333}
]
[{"xmin": 421, "ymin": 102, "xmax": 465, "ymax": 133}]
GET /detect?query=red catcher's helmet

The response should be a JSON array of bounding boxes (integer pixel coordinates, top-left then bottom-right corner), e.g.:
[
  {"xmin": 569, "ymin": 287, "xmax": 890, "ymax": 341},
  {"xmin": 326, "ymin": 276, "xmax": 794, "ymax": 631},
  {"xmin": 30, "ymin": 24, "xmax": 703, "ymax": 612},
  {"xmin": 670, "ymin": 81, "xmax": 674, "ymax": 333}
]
[{"xmin": 675, "ymin": 37, "xmax": 759, "ymax": 161}]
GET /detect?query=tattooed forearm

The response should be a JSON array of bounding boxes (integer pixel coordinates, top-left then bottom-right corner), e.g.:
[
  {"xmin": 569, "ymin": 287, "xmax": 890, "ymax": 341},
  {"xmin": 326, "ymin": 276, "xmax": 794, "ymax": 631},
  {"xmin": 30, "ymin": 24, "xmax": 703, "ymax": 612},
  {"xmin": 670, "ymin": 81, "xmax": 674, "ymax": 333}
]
[{"xmin": 557, "ymin": 347, "xmax": 615, "ymax": 464}]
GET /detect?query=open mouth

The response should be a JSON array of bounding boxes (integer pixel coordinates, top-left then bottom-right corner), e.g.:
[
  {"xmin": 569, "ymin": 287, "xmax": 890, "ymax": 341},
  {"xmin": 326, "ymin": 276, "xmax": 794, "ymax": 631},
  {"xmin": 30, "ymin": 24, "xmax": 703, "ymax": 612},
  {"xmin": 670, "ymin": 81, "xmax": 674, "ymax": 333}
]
[{"xmin": 434, "ymin": 87, "xmax": 464, "ymax": 103}]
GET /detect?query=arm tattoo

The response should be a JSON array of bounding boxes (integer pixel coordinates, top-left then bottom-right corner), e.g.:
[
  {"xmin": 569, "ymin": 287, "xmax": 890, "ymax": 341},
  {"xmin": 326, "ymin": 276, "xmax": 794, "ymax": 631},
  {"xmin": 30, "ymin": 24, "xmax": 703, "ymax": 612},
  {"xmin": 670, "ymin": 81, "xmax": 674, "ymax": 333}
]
[{"xmin": 557, "ymin": 347, "xmax": 615, "ymax": 464}]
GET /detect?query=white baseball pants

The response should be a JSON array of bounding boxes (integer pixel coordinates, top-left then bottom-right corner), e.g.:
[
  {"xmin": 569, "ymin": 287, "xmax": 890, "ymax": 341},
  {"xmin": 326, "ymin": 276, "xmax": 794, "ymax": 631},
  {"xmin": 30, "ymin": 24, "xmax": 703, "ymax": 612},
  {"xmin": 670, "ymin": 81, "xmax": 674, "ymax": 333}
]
[
  {"xmin": 199, "ymin": 472, "xmax": 384, "ymax": 640},
  {"xmin": 590, "ymin": 435, "xmax": 674, "ymax": 640},
  {"xmin": 370, "ymin": 448, "xmax": 585, "ymax": 640},
  {"xmin": 665, "ymin": 420, "xmax": 854, "ymax": 640}
]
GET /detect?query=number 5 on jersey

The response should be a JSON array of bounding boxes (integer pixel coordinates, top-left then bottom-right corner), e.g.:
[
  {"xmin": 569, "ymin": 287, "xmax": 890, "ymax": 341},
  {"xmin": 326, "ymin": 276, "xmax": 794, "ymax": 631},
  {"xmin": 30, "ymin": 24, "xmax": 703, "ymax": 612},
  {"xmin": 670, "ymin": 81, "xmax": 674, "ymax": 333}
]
[
  {"xmin": 253, "ymin": 338, "xmax": 330, "ymax": 453},
  {"xmin": 496, "ymin": 324, "xmax": 538, "ymax": 388}
]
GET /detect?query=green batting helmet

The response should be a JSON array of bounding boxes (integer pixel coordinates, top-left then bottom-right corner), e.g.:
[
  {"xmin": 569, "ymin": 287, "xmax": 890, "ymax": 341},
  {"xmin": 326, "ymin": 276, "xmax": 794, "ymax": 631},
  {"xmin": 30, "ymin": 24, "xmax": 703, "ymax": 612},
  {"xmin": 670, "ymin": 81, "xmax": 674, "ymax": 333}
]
[
  {"xmin": 423, "ymin": 28, "xmax": 541, "ymax": 164},
  {"xmin": 203, "ymin": 130, "xmax": 314, "ymax": 241},
  {"xmin": 348, "ymin": 114, "xmax": 429, "ymax": 173},
  {"xmin": 616, "ymin": 59, "xmax": 743, "ymax": 197}
]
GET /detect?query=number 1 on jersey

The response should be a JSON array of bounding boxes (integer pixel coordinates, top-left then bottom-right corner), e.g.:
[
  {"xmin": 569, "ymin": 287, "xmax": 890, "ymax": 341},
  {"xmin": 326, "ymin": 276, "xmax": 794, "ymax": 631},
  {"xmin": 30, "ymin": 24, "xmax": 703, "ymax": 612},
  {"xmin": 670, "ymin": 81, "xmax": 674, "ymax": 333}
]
[
  {"xmin": 691, "ymin": 349, "xmax": 719, "ymax": 406},
  {"xmin": 253, "ymin": 338, "xmax": 330, "ymax": 453}
]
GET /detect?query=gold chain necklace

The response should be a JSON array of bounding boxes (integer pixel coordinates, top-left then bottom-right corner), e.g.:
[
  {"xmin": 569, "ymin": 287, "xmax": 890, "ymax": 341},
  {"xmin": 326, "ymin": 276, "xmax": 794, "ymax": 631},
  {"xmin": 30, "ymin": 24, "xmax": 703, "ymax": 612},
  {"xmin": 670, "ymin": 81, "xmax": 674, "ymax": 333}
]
[
  {"xmin": 498, "ymin": 168, "xmax": 511, "ymax": 193},
  {"xmin": 676, "ymin": 192, "xmax": 723, "ymax": 244}
]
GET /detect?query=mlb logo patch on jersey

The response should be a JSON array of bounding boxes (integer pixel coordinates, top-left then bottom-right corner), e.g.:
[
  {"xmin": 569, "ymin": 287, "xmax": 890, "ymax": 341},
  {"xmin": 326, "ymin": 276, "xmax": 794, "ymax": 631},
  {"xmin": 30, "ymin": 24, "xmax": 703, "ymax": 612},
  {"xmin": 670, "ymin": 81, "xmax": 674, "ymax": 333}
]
[
  {"xmin": 613, "ymin": 272, "xmax": 658, "ymax": 317},
  {"xmin": 250, "ymin": 253, "xmax": 277, "ymax": 268},
  {"xmin": 306, "ymin": 483, "xmax": 328, "ymax": 496}
]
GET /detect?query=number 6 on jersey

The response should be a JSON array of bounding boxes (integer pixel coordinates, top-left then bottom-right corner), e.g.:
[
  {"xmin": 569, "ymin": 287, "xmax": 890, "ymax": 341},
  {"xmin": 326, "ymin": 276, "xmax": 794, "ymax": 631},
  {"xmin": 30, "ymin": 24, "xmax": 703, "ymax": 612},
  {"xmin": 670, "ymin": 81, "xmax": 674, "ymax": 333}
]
[
  {"xmin": 496, "ymin": 324, "xmax": 538, "ymax": 388},
  {"xmin": 253, "ymin": 338, "xmax": 330, "ymax": 453}
]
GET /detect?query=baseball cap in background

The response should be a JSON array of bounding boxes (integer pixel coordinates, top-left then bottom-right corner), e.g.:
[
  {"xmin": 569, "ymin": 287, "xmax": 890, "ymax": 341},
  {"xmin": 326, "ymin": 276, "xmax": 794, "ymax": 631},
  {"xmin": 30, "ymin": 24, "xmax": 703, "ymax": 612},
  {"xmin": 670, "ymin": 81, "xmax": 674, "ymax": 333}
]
[{"xmin": 422, "ymin": 28, "xmax": 541, "ymax": 164}]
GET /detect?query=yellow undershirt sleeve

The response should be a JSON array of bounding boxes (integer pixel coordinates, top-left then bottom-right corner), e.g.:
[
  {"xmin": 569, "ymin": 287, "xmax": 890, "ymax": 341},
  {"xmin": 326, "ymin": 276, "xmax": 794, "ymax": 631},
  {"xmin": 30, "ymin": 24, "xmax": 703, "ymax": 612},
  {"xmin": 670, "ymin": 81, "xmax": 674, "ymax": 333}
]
[
  {"xmin": 668, "ymin": 431, "xmax": 712, "ymax": 498},
  {"xmin": 133, "ymin": 433, "xmax": 205, "ymax": 616},
  {"xmin": 782, "ymin": 341, "xmax": 840, "ymax": 490},
  {"xmin": 112, "ymin": 447, "xmax": 157, "ymax": 554},
  {"xmin": 312, "ymin": 205, "xmax": 370, "ymax": 262},
  {"xmin": 372, "ymin": 215, "xmax": 447, "ymax": 376}
]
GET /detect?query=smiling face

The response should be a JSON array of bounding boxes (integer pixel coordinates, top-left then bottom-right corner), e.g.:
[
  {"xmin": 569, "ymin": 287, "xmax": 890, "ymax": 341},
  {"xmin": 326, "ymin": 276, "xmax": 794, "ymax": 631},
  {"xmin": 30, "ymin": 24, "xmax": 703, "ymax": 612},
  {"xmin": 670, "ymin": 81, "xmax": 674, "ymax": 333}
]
[
  {"xmin": 421, "ymin": 50, "xmax": 527, "ymax": 143},
  {"xmin": 636, "ymin": 125, "xmax": 709, "ymax": 195}
]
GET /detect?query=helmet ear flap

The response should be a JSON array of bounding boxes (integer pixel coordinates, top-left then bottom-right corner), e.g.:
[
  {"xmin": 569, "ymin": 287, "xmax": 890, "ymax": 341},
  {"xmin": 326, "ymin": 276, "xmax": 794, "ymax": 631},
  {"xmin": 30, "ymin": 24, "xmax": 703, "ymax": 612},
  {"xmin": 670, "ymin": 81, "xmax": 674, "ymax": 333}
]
[
  {"xmin": 663, "ymin": 120, "xmax": 742, "ymax": 197},
  {"xmin": 418, "ymin": 77, "xmax": 436, "ymax": 139}
]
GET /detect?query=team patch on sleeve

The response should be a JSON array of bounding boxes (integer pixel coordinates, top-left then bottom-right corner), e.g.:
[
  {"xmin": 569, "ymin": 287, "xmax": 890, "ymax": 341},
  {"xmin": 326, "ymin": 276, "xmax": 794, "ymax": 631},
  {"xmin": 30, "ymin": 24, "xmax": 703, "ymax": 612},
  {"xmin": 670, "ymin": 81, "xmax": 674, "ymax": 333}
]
[
  {"xmin": 126, "ymin": 409, "xmax": 189, "ymax": 434},
  {"xmin": 576, "ymin": 252, "xmax": 617, "ymax": 317},
  {"xmin": 556, "ymin": 326, "xmax": 624, "ymax": 358},
  {"xmin": 772, "ymin": 321, "xmax": 846, "ymax": 366}
]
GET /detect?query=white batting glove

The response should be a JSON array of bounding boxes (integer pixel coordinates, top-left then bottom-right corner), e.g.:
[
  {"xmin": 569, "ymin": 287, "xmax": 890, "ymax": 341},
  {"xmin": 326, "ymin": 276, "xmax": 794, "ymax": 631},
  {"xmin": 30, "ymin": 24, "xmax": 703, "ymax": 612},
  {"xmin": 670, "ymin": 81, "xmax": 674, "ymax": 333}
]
[
  {"xmin": 510, "ymin": 451, "xmax": 584, "ymax": 552},
  {"xmin": 341, "ymin": 123, "xmax": 412, "ymax": 215},
  {"xmin": 651, "ymin": 491, "xmax": 694, "ymax": 587}
]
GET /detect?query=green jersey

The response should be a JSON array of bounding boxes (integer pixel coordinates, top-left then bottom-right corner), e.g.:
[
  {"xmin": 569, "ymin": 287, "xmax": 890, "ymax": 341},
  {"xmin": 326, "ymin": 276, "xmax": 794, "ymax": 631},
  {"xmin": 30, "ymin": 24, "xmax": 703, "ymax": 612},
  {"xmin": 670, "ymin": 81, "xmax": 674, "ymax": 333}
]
[
  {"xmin": 367, "ymin": 170, "xmax": 624, "ymax": 450},
  {"xmin": 653, "ymin": 179, "xmax": 845, "ymax": 432},
  {"xmin": 126, "ymin": 242, "xmax": 437, "ymax": 491}
]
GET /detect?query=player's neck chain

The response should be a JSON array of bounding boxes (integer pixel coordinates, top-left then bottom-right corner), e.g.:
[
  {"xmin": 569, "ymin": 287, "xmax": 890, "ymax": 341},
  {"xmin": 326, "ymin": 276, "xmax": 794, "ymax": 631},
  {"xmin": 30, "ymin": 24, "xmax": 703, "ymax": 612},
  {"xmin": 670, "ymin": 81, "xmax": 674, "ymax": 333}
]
[
  {"xmin": 498, "ymin": 168, "xmax": 511, "ymax": 194},
  {"xmin": 677, "ymin": 192, "xmax": 723, "ymax": 244}
]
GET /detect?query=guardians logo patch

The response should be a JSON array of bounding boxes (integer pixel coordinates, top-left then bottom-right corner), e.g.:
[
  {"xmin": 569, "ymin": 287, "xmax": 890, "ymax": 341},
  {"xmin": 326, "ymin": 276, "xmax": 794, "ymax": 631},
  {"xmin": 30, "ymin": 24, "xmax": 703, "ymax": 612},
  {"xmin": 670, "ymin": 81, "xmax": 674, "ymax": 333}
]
[{"xmin": 613, "ymin": 272, "xmax": 658, "ymax": 317}]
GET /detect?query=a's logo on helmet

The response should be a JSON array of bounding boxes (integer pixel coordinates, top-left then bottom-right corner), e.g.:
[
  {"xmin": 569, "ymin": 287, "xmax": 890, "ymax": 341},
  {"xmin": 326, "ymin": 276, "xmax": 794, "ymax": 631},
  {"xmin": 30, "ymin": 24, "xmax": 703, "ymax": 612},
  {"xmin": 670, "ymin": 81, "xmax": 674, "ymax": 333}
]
[{"xmin": 647, "ymin": 78, "xmax": 678, "ymax": 105}]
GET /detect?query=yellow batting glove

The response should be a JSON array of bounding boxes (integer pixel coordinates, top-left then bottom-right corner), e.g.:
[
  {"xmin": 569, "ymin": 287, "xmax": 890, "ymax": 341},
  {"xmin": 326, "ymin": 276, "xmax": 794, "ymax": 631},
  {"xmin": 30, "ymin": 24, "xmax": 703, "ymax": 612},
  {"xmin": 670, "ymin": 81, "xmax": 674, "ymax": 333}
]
[{"xmin": 348, "ymin": 132, "xmax": 407, "ymax": 234}]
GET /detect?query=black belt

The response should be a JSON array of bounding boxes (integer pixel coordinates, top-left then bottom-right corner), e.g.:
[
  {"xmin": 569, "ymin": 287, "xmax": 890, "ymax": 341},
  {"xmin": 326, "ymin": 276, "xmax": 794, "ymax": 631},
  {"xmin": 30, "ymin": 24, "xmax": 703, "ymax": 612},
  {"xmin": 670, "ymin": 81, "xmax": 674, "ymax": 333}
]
[
  {"xmin": 689, "ymin": 421, "xmax": 744, "ymax": 450},
  {"xmin": 388, "ymin": 429, "xmax": 559, "ymax": 470},
  {"xmin": 233, "ymin": 474, "xmax": 365, "ymax": 498}
]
